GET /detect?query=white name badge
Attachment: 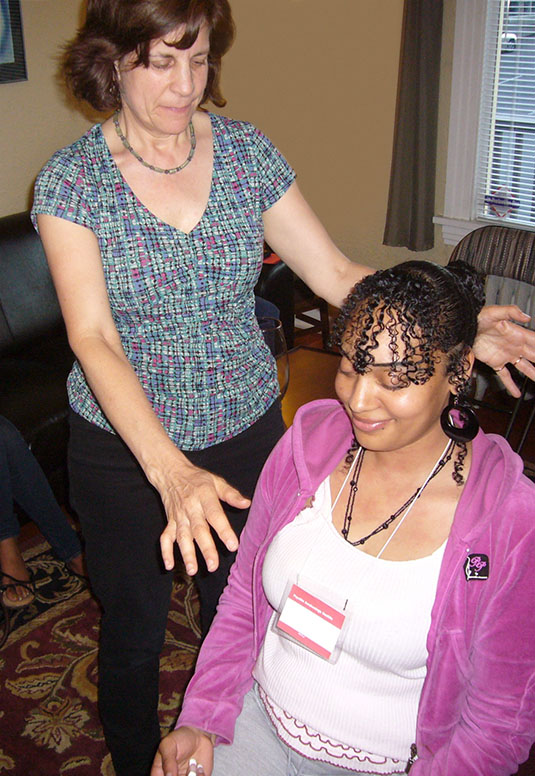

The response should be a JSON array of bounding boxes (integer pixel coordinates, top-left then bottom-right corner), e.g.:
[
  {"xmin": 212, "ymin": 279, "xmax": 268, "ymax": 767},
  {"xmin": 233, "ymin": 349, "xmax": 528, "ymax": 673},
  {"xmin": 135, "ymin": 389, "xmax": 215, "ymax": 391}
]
[{"xmin": 275, "ymin": 583, "xmax": 346, "ymax": 661}]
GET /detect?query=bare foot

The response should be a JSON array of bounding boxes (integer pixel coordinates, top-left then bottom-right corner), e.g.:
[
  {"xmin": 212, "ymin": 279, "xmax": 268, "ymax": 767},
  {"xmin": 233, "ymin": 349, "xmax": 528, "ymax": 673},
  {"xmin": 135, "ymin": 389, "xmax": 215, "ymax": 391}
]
[{"xmin": 0, "ymin": 536, "xmax": 32, "ymax": 604}]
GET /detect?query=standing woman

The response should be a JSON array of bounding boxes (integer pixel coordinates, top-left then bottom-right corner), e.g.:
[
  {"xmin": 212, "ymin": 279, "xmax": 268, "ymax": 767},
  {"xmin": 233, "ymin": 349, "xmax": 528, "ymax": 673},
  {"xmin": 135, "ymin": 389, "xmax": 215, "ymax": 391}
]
[
  {"xmin": 31, "ymin": 0, "xmax": 535, "ymax": 773},
  {"xmin": 31, "ymin": 1, "xmax": 370, "ymax": 772}
]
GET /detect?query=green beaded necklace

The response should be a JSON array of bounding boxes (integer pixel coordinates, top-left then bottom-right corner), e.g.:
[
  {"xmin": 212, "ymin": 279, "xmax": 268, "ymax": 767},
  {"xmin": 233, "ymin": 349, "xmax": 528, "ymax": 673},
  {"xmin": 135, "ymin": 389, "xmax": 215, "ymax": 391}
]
[{"xmin": 113, "ymin": 111, "xmax": 196, "ymax": 175}]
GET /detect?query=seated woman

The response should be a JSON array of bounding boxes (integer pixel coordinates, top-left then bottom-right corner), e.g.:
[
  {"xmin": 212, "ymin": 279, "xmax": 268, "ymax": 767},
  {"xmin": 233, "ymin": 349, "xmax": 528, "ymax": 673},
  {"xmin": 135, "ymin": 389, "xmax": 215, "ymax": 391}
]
[
  {"xmin": 152, "ymin": 261, "xmax": 535, "ymax": 776},
  {"xmin": 0, "ymin": 415, "xmax": 85, "ymax": 607}
]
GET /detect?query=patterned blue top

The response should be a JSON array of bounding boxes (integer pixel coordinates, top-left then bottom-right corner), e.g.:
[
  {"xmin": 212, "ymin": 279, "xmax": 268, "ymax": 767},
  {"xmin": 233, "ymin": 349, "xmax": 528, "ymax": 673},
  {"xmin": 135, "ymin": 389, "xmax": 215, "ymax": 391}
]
[{"xmin": 32, "ymin": 113, "xmax": 295, "ymax": 450}]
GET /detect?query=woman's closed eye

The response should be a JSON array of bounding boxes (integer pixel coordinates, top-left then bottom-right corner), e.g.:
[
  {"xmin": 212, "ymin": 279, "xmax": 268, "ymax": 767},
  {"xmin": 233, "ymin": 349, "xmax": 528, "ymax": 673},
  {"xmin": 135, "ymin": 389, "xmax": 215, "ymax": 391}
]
[
  {"xmin": 382, "ymin": 370, "xmax": 410, "ymax": 391},
  {"xmin": 337, "ymin": 356, "xmax": 410, "ymax": 391},
  {"xmin": 150, "ymin": 57, "xmax": 173, "ymax": 70}
]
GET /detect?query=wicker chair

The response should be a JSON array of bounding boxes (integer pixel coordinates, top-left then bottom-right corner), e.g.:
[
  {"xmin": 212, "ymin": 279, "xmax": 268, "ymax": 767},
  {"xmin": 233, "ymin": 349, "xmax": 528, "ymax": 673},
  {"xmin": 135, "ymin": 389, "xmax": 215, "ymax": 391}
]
[{"xmin": 448, "ymin": 225, "xmax": 535, "ymax": 460}]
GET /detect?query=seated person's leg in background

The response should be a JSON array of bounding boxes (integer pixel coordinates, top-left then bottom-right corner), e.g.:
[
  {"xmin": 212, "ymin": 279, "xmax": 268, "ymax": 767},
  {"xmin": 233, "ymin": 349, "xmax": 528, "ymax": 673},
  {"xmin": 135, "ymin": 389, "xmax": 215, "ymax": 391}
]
[{"xmin": 0, "ymin": 415, "xmax": 84, "ymax": 604}]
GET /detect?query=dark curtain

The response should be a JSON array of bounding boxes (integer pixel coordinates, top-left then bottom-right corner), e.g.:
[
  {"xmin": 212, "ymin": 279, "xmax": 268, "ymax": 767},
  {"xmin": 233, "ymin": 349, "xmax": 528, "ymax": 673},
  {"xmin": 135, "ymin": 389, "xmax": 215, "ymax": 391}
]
[{"xmin": 383, "ymin": 0, "xmax": 444, "ymax": 251}]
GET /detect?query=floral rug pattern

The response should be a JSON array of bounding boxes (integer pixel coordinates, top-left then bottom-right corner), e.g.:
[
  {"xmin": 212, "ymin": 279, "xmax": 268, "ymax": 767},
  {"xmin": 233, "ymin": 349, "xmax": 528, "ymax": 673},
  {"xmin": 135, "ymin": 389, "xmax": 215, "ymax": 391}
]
[{"xmin": 0, "ymin": 541, "xmax": 200, "ymax": 775}]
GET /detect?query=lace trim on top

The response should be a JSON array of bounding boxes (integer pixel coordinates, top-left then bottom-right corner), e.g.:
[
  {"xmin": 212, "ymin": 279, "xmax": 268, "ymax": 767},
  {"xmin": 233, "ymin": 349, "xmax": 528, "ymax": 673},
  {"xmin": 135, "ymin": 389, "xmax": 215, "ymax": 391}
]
[{"xmin": 257, "ymin": 685, "xmax": 407, "ymax": 775}]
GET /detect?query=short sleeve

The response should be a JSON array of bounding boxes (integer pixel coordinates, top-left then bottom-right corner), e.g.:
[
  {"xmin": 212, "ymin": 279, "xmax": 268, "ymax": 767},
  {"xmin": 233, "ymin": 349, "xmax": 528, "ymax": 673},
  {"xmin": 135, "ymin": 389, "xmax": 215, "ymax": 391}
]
[
  {"xmin": 249, "ymin": 125, "xmax": 296, "ymax": 212},
  {"xmin": 31, "ymin": 138, "xmax": 97, "ymax": 234}
]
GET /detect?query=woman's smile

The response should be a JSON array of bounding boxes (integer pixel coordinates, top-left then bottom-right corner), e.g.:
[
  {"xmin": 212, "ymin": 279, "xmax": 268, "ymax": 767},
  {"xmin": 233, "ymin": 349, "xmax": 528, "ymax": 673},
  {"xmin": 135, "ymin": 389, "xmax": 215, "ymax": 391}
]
[{"xmin": 350, "ymin": 414, "xmax": 391, "ymax": 433}]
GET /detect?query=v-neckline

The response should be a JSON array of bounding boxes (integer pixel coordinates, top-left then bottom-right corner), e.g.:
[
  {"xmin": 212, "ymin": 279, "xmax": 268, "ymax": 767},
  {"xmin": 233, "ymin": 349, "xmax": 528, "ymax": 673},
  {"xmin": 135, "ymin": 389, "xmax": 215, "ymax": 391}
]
[{"xmin": 99, "ymin": 113, "xmax": 216, "ymax": 236}]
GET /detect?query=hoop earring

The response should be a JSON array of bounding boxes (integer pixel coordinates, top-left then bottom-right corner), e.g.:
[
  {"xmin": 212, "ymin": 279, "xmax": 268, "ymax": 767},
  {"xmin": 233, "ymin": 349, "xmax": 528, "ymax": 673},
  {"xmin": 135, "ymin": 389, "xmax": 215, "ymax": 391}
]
[{"xmin": 440, "ymin": 397, "xmax": 479, "ymax": 443}]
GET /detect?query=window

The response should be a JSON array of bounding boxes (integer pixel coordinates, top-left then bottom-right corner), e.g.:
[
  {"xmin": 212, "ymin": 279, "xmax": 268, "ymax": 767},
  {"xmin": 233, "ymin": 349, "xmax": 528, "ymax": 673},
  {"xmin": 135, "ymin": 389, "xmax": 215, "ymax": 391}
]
[{"xmin": 435, "ymin": 0, "xmax": 535, "ymax": 243}]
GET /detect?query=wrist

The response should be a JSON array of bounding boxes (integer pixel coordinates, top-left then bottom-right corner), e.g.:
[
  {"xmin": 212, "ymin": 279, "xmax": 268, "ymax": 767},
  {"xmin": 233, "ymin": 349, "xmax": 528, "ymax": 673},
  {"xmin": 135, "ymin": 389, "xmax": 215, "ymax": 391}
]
[{"xmin": 141, "ymin": 442, "xmax": 192, "ymax": 490}]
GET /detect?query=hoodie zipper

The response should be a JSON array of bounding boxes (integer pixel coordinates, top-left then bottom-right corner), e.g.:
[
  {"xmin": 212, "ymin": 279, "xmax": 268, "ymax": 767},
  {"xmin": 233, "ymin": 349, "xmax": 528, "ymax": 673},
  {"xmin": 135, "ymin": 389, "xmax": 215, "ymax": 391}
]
[{"xmin": 405, "ymin": 743, "xmax": 417, "ymax": 772}]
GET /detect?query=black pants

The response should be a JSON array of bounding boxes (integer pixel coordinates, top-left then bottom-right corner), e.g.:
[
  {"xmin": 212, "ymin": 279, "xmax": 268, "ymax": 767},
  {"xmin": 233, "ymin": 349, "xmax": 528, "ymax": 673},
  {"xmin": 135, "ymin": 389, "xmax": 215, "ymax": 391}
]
[{"xmin": 68, "ymin": 402, "xmax": 284, "ymax": 776}]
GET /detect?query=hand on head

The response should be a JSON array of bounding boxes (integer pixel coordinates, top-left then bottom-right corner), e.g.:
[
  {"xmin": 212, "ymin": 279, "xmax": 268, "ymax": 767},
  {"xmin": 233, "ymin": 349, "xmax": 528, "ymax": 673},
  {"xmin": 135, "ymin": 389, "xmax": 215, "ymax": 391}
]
[{"xmin": 474, "ymin": 304, "xmax": 535, "ymax": 397}]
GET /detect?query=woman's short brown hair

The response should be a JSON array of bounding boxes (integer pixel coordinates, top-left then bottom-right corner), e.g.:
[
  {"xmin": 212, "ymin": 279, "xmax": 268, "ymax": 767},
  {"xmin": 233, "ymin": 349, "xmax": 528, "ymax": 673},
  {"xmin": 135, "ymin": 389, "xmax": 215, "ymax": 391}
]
[{"xmin": 63, "ymin": 0, "xmax": 235, "ymax": 112}]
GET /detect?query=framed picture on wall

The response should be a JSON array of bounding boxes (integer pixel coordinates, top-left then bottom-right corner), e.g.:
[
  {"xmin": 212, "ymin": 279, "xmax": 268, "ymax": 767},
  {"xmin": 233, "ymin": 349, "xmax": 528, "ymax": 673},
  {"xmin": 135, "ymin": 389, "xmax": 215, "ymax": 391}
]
[{"xmin": 0, "ymin": 0, "xmax": 26, "ymax": 84}]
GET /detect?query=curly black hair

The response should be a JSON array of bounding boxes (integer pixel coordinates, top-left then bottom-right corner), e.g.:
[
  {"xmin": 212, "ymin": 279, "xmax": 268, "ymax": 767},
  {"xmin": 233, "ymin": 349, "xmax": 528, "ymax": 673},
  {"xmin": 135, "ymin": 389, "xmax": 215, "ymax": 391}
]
[{"xmin": 330, "ymin": 260, "xmax": 485, "ymax": 395}]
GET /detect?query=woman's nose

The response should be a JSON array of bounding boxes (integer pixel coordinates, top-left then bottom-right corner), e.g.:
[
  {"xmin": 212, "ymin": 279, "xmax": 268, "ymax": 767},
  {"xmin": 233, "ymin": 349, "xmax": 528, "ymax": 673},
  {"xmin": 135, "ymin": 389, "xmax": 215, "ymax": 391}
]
[
  {"xmin": 170, "ymin": 63, "xmax": 194, "ymax": 96},
  {"xmin": 347, "ymin": 375, "xmax": 376, "ymax": 413}
]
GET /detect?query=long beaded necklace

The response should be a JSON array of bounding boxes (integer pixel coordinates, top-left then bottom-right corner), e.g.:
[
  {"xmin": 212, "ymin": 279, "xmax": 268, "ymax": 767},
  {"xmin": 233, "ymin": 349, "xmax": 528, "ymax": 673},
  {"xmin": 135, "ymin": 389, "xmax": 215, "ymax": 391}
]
[
  {"xmin": 113, "ymin": 111, "xmax": 197, "ymax": 175},
  {"xmin": 339, "ymin": 440, "xmax": 455, "ymax": 553}
]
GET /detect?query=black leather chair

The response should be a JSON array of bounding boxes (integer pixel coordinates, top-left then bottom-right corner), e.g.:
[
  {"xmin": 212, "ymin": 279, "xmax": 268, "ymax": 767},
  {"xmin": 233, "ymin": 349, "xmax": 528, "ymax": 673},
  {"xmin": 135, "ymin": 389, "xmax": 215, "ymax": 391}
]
[{"xmin": 0, "ymin": 211, "xmax": 73, "ymax": 500}]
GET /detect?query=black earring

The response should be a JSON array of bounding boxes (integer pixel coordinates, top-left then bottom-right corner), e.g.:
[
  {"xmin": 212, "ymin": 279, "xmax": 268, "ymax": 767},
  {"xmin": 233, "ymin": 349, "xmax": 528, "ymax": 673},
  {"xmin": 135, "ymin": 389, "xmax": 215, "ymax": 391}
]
[{"xmin": 440, "ymin": 397, "xmax": 479, "ymax": 443}]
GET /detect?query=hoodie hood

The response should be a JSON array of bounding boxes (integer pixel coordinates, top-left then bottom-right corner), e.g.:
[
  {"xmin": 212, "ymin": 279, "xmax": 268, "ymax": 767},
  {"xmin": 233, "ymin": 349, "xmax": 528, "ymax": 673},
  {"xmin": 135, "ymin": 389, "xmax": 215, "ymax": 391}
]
[
  {"xmin": 450, "ymin": 428, "xmax": 528, "ymax": 544},
  {"xmin": 288, "ymin": 399, "xmax": 353, "ymax": 495}
]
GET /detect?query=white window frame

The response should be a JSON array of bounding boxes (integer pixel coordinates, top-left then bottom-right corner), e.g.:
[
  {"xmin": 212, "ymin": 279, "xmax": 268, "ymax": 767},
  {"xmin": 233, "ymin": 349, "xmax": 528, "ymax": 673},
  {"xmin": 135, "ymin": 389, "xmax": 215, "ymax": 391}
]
[{"xmin": 434, "ymin": 0, "xmax": 490, "ymax": 245}]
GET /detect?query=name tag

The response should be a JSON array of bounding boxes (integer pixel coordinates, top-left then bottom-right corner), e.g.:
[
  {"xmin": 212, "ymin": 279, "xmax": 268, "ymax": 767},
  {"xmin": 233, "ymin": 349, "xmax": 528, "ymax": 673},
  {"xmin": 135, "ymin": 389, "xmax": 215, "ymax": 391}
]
[{"xmin": 276, "ymin": 583, "xmax": 346, "ymax": 660}]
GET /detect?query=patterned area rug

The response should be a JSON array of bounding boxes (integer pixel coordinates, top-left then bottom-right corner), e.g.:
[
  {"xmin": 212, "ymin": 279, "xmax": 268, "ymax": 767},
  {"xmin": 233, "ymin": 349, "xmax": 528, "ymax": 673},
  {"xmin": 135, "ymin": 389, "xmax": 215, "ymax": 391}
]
[{"xmin": 0, "ymin": 540, "xmax": 200, "ymax": 775}]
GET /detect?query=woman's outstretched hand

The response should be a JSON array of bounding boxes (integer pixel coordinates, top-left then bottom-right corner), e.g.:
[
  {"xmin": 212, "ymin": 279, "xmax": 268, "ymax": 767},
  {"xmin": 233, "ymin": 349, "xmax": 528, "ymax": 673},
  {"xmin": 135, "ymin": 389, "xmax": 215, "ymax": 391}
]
[
  {"xmin": 151, "ymin": 727, "xmax": 214, "ymax": 776},
  {"xmin": 156, "ymin": 458, "xmax": 250, "ymax": 576},
  {"xmin": 475, "ymin": 305, "xmax": 535, "ymax": 397}
]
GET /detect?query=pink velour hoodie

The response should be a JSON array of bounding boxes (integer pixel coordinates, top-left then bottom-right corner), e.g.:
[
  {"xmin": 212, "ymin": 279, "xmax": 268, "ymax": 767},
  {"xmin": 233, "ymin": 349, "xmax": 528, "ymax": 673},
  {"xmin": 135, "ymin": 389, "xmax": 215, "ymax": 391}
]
[{"xmin": 179, "ymin": 399, "xmax": 535, "ymax": 775}]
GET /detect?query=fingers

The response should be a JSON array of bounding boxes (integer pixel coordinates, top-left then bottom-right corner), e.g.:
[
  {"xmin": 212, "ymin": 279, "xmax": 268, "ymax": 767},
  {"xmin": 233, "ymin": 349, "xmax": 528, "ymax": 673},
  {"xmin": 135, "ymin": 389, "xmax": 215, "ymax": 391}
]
[
  {"xmin": 493, "ymin": 365, "xmax": 522, "ymax": 399},
  {"xmin": 516, "ymin": 356, "xmax": 535, "ymax": 382},
  {"xmin": 159, "ymin": 467, "xmax": 247, "ymax": 575},
  {"xmin": 151, "ymin": 728, "xmax": 213, "ymax": 776},
  {"xmin": 484, "ymin": 304, "xmax": 531, "ymax": 324},
  {"xmin": 151, "ymin": 751, "xmax": 165, "ymax": 776},
  {"xmin": 151, "ymin": 736, "xmax": 179, "ymax": 776},
  {"xmin": 214, "ymin": 479, "xmax": 251, "ymax": 511},
  {"xmin": 210, "ymin": 477, "xmax": 250, "ymax": 548},
  {"xmin": 502, "ymin": 305, "xmax": 530, "ymax": 324},
  {"xmin": 493, "ymin": 353, "xmax": 535, "ymax": 398},
  {"xmin": 160, "ymin": 521, "xmax": 179, "ymax": 572},
  {"xmin": 179, "ymin": 483, "xmax": 242, "ymax": 573},
  {"xmin": 187, "ymin": 758, "xmax": 205, "ymax": 775},
  {"xmin": 475, "ymin": 306, "xmax": 535, "ymax": 396}
]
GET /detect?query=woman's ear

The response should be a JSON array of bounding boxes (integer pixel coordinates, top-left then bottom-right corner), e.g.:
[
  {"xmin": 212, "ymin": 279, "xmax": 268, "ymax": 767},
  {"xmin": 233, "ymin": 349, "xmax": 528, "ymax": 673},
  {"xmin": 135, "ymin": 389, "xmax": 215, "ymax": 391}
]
[{"xmin": 464, "ymin": 349, "xmax": 476, "ymax": 379}]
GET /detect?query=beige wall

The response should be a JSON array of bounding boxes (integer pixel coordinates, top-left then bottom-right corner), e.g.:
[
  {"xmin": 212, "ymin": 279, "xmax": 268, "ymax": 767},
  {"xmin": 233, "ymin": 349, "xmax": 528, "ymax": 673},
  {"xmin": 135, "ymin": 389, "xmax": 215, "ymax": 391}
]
[
  {"xmin": 0, "ymin": 1, "xmax": 94, "ymax": 215},
  {"xmin": 0, "ymin": 0, "xmax": 455, "ymax": 270},
  {"xmin": 221, "ymin": 0, "xmax": 453, "ymax": 269}
]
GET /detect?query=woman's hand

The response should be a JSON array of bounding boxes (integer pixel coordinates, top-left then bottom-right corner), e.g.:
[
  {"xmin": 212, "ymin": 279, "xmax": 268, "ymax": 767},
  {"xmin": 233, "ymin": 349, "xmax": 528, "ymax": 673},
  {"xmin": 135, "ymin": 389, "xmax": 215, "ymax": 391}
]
[
  {"xmin": 151, "ymin": 727, "xmax": 214, "ymax": 776},
  {"xmin": 474, "ymin": 305, "xmax": 535, "ymax": 397},
  {"xmin": 156, "ymin": 458, "xmax": 249, "ymax": 576}
]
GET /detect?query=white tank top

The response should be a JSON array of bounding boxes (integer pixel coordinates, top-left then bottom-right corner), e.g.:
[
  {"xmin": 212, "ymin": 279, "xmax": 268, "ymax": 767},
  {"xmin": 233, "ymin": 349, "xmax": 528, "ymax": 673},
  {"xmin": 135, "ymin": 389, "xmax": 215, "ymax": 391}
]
[{"xmin": 253, "ymin": 477, "xmax": 446, "ymax": 769}]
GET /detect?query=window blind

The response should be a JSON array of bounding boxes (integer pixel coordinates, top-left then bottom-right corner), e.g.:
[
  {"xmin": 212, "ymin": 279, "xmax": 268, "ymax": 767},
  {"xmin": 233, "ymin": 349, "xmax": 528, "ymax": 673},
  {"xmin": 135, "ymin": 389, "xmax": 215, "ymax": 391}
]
[{"xmin": 475, "ymin": 0, "xmax": 535, "ymax": 228}]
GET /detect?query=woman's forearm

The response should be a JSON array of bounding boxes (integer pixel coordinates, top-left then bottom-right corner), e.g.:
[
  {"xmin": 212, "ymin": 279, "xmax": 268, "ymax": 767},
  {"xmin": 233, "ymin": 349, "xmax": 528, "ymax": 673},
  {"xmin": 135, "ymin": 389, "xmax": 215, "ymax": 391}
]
[
  {"xmin": 262, "ymin": 182, "xmax": 373, "ymax": 308},
  {"xmin": 71, "ymin": 333, "xmax": 188, "ymax": 484}
]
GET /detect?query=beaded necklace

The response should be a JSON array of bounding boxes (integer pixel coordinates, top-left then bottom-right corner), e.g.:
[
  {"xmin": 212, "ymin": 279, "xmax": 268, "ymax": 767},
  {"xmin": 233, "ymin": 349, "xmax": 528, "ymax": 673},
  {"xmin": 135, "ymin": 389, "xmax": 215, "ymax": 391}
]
[
  {"xmin": 339, "ymin": 440, "xmax": 455, "ymax": 552},
  {"xmin": 113, "ymin": 111, "xmax": 197, "ymax": 175}
]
